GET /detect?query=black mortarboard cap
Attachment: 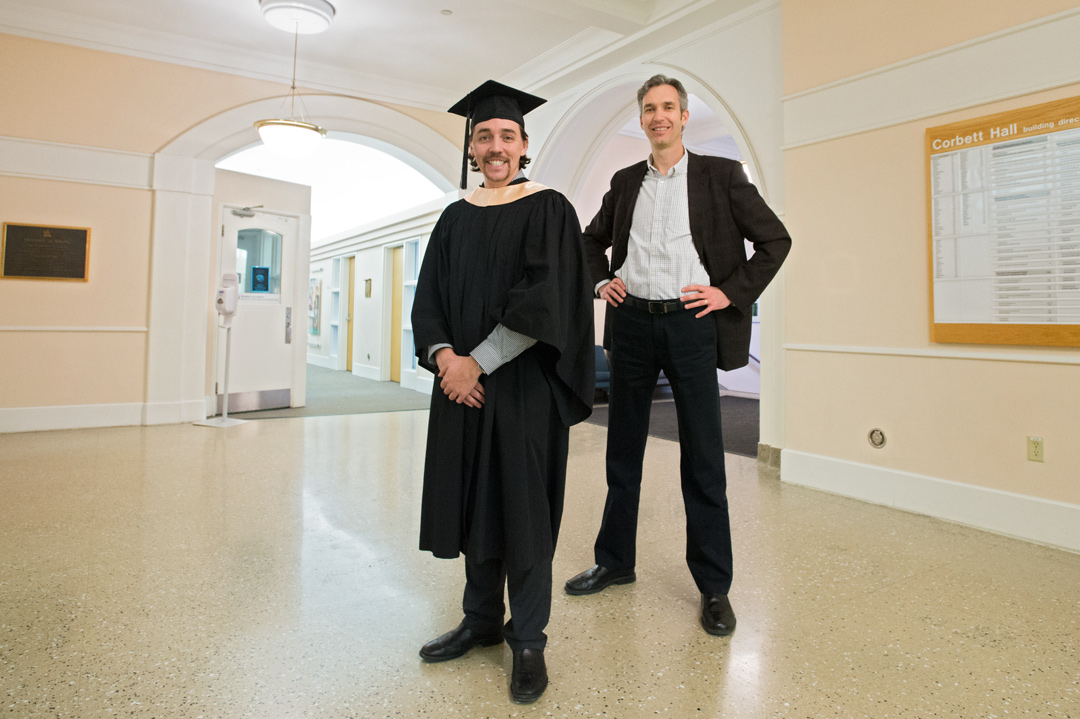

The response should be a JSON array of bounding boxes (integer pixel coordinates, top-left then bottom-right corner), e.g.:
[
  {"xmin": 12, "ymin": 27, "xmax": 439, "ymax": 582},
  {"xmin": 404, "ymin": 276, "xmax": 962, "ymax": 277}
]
[{"xmin": 448, "ymin": 80, "xmax": 546, "ymax": 189}]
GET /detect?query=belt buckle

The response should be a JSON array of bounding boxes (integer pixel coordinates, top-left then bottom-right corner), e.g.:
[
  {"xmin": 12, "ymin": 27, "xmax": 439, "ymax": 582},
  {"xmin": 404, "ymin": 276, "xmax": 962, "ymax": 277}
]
[{"xmin": 648, "ymin": 300, "xmax": 664, "ymax": 314}]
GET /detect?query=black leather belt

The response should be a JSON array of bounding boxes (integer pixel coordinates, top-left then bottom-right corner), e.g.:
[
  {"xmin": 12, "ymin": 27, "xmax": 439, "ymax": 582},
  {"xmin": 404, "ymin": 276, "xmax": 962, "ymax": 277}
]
[{"xmin": 621, "ymin": 294, "xmax": 686, "ymax": 314}]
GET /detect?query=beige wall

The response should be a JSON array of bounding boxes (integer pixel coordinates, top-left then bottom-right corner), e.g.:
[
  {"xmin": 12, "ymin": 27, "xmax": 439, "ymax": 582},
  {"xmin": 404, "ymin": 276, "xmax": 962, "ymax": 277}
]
[
  {"xmin": 786, "ymin": 351, "xmax": 1080, "ymax": 504},
  {"xmin": 785, "ymin": 83, "xmax": 1080, "ymax": 352},
  {"xmin": 782, "ymin": 0, "xmax": 1080, "ymax": 95},
  {"xmin": 0, "ymin": 35, "xmax": 283, "ymax": 418},
  {"xmin": 782, "ymin": 2, "xmax": 1080, "ymax": 515},
  {"xmin": 0, "ymin": 176, "xmax": 151, "ymax": 408},
  {"xmin": 0, "ymin": 178, "xmax": 151, "ymax": 328},
  {"xmin": 2, "ymin": 333, "xmax": 148, "ymax": 408},
  {"xmin": 382, "ymin": 101, "xmax": 464, "ymax": 149},
  {"xmin": 1, "ymin": 33, "xmax": 450, "ymax": 427},
  {"xmin": 0, "ymin": 33, "xmax": 285, "ymax": 153}
]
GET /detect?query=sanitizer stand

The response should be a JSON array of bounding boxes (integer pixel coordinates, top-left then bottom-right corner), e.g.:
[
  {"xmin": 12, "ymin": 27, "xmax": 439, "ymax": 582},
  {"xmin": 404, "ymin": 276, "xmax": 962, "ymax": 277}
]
[{"xmin": 196, "ymin": 274, "xmax": 248, "ymax": 428}]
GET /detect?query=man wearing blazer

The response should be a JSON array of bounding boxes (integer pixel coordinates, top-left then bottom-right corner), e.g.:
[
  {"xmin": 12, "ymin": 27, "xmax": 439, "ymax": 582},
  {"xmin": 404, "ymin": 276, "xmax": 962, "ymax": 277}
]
[{"xmin": 565, "ymin": 75, "xmax": 791, "ymax": 636}]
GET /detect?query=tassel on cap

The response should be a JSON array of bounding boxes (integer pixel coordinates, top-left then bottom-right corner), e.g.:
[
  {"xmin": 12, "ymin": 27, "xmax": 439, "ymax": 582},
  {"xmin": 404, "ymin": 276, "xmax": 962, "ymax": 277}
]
[{"xmin": 447, "ymin": 80, "xmax": 545, "ymax": 191}]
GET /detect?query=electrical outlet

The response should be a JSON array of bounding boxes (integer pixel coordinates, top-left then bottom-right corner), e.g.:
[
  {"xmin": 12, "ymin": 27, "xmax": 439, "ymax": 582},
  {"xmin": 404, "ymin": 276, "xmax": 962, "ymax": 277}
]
[{"xmin": 1027, "ymin": 436, "xmax": 1044, "ymax": 463}]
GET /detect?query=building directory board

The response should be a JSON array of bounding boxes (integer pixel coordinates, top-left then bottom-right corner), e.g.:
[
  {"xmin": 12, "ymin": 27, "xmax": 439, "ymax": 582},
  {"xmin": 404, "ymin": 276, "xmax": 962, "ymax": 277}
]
[{"xmin": 926, "ymin": 95, "xmax": 1080, "ymax": 347}]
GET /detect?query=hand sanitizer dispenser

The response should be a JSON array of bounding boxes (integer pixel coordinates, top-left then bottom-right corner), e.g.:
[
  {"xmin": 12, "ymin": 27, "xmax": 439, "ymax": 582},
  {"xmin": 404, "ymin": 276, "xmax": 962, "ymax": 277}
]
[
  {"xmin": 197, "ymin": 272, "xmax": 247, "ymax": 428},
  {"xmin": 215, "ymin": 273, "xmax": 239, "ymax": 327}
]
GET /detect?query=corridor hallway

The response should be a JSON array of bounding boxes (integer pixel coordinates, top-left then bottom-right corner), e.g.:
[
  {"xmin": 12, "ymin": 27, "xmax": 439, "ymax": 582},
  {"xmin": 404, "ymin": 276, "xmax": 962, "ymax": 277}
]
[{"xmin": 2, "ymin": 412, "xmax": 1077, "ymax": 718}]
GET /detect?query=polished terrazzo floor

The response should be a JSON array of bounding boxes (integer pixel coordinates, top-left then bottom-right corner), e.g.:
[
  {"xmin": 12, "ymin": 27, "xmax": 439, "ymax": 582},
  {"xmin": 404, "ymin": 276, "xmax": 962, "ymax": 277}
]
[{"xmin": 2, "ymin": 411, "xmax": 1078, "ymax": 718}]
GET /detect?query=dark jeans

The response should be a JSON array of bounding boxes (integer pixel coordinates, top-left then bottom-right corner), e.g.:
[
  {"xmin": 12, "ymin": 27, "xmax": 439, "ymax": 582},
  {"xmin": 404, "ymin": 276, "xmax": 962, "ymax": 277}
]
[
  {"xmin": 594, "ymin": 300, "xmax": 733, "ymax": 594},
  {"xmin": 462, "ymin": 554, "xmax": 552, "ymax": 651}
]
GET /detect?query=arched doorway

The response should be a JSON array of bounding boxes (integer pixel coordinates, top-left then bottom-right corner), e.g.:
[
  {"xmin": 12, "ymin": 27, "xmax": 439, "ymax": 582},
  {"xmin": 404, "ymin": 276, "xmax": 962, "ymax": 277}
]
[
  {"xmin": 143, "ymin": 94, "xmax": 459, "ymax": 423},
  {"xmin": 530, "ymin": 73, "xmax": 786, "ymax": 458}
]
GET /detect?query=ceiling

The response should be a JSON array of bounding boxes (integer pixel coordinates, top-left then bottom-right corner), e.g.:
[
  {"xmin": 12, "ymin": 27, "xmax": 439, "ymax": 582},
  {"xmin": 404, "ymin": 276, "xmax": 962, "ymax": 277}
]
[
  {"xmin": 0, "ymin": 0, "xmax": 757, "ymax": 111},
  {"xmin": 0, "ymin": 0, "xmax": 756, "ymax": 109}
]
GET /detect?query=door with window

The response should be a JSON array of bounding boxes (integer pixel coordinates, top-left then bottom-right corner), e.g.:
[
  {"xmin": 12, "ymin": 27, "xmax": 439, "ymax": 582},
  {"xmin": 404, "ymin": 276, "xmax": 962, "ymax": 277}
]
[{"xmin": 214, "ymin": 208, "xmax": 300, "ymax": 412}]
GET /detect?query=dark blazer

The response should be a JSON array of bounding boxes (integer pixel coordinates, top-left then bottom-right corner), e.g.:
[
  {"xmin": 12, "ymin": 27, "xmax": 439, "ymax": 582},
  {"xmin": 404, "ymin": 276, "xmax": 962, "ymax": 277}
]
[{"xmin": 582, "ymin": 151, "xmax": 791, "ymax": 371}]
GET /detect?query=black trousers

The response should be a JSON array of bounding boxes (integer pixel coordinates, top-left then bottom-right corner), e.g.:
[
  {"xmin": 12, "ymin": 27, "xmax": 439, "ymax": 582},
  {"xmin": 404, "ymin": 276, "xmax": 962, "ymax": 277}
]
[
  {"xmin": 462, "ymin": 554, "xmax": 552, "ymax": 651},
  {"xmin": 594, "ymin": 301, "xmax": 733, "ymax": 594}
]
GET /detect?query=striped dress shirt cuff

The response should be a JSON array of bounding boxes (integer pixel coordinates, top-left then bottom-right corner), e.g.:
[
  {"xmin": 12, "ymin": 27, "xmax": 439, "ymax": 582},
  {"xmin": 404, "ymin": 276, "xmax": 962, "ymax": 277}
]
[
  {"xmin": 470, "ymin": 324, "xmax": 537, "ymax": 374},
  {"xmin": 427, "ymin": 324, "xmax": 536, "ymax": 375}
]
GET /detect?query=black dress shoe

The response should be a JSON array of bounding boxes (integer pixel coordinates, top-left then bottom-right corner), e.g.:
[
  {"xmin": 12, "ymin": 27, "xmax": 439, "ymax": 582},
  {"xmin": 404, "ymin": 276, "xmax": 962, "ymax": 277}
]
[
  {"xmin": 564, "ymin": 565, "xmax": 636, "ymax": 595},
  {"xmin": 419, "ymin": 621, "xmax": 503, "ymax": 662},
  {"xmin": 510, "ymin": 648, "xmax": 548, "ymax": 703},
  {"xmin": 700, "ymin": 593, "xmax": 736, "ymax": 636}
]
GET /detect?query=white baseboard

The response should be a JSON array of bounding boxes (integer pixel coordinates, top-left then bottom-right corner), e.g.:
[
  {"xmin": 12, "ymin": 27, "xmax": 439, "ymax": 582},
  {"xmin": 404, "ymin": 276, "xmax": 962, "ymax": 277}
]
[
  {"xmin": 781, "ymin": 450, "xmax": 1080, "ymax": 554},
  {"xmin": 142, "ymin": 400, "xmax": 207, "ymax": 425},
  {"xmin": 0, "ymin": 402, "xmax": 144, "ymax": 433},
  {"xmin": 414, "ymin": 375, "xmax": 434, "ymax": 396},
  {"xmin": 400, "ymin": 370, "xmax": 434, "ymax": 396},
  {"xmin": 350, "ymin": 363, "xmax": 381, "ymax": 381},
  {"xmin": 306, "ymin": 355, "xmax": 338, "ymax": 370}
]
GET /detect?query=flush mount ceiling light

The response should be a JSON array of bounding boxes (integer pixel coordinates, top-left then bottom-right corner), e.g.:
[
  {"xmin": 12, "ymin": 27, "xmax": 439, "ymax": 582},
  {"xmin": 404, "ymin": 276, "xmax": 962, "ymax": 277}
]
[{"xmin": 260, "ymin": 0, "xmax": 335, "ymax": 34}]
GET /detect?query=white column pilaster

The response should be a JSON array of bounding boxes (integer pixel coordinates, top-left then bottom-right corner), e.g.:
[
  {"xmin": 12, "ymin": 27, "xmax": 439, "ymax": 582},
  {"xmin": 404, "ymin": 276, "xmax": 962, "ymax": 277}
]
[{"xmin": 143, "ymin": 154, "xmax": 216, "ymax": 424}]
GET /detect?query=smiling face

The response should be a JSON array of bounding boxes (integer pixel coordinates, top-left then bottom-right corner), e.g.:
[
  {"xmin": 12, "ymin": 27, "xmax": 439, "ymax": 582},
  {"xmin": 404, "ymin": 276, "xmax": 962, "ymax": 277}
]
[
  {"xmin": 639, "ymin": 83, "xmax": 688, "ymax": 153},
  {"xmin": 468, "ymin": 118, "xmax": 529, "ymax": 188}
]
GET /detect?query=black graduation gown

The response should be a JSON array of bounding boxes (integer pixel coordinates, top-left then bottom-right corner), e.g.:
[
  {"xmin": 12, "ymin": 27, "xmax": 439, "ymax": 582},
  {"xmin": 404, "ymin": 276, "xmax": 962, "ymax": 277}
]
[{"xmin": 412, "ymin": 180, "xmax": 595, "ymax": 571}]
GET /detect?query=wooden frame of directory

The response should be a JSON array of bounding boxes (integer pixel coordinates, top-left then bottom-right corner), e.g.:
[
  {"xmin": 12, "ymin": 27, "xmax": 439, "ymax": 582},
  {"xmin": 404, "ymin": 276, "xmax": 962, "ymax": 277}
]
[{"xmin": 926, "ymin": 95, "xmax": 1080, "ymax": 347}]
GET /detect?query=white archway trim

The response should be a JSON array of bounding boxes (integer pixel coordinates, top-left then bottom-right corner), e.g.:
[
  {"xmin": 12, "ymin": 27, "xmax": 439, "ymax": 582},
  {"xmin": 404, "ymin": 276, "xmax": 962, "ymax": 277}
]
[
  {"xmin": 533, "ymin": 68, "xmax": 775, "ymax": 207},
  {"xmin": 158, "ymin": 94, "xmax": 460, "ymax": 190},
  {"xmin": 654, "ymin": 65, "xmax": 771, "ymax": 202},
  {"xmin": 530, "ymin": 75, "xmax": 641, "ymax": 205}
]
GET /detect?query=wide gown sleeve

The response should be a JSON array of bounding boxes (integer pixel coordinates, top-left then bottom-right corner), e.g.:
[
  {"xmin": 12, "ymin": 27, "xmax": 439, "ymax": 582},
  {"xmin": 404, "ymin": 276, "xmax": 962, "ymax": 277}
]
[
  {"xmin": 411, "ymin": 213, "xmax": 453, "ymax": 375},
  {"xmin": 497, "ymin": 192, "xmax": 595, "ymax": 426}
]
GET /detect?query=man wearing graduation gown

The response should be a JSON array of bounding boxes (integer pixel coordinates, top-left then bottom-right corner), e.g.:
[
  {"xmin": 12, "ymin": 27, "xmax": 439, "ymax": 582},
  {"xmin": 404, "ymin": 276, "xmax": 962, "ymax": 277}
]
[{"xmin": 411, "ymin": 80, "xmax": 594, "ymax": 704}]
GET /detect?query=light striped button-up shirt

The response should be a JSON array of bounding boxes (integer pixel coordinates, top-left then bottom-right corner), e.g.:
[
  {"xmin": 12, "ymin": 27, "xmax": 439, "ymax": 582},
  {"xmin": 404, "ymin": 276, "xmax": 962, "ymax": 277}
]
[
  {"xmin": 428, "ymin": 324, "xmax": 535, "ymax": 375},
  {"xmin": 614, "ymin": 150, "xmax": 710, "ymax": 300}
]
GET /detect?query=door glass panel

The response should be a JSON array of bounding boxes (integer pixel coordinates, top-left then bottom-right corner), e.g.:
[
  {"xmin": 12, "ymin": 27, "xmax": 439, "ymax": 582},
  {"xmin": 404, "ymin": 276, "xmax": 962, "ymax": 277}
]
[{"xmin": 237, "ymin": 228, "xmax": 283, "ymax": 295}]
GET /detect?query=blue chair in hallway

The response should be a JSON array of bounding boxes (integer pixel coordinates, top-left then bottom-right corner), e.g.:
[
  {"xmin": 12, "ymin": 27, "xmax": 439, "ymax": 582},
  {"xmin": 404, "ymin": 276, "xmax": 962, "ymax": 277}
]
[{"xmin": 594, "ymin": 345, "xmax": 610, "ymax": 400}]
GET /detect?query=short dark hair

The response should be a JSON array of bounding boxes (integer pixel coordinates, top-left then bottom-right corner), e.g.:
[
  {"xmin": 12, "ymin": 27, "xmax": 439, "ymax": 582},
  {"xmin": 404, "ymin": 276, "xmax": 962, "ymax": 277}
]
[
  {"xmin": 468, "ymin": 126, "xmax": 531, "ymax": 172},
  {"xmin": 636, "ymin": 74, "xmax": 688, "ymax": 114}
]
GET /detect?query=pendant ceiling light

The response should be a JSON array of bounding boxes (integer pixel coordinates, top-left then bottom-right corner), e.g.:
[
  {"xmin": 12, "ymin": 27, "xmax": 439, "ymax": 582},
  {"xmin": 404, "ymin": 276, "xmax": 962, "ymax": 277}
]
[{"xmin": 254, "ymin": 0, "xmax": 336, "ymax": 158}]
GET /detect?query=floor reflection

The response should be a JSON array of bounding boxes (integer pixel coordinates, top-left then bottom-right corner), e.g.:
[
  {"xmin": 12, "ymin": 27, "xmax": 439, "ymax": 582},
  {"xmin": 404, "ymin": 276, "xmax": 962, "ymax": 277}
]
[{"xmin": 1, "ymin": 412, "xmax": 1077, "ymax": 718}]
